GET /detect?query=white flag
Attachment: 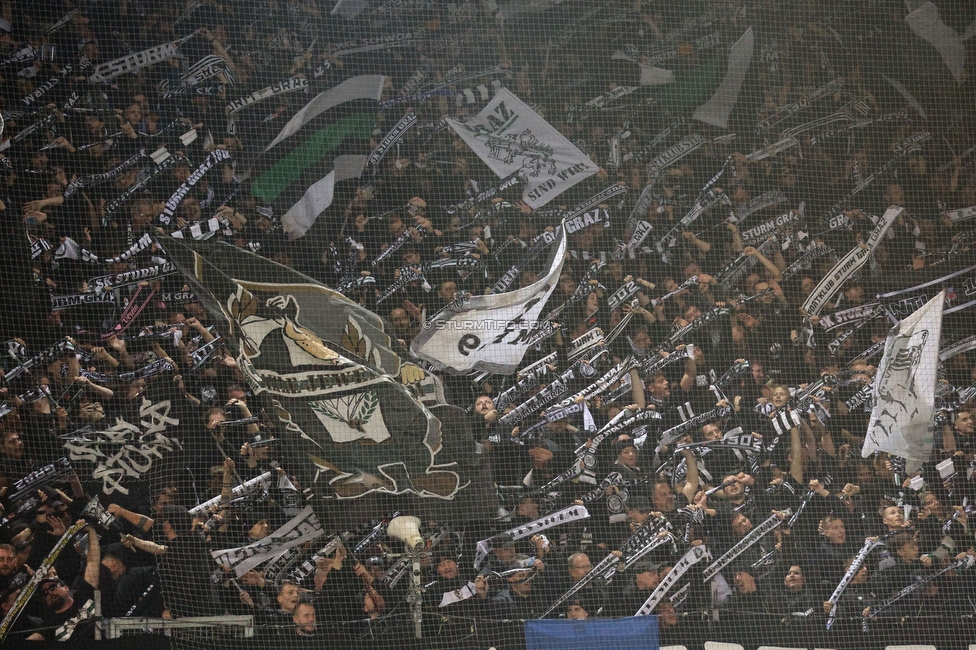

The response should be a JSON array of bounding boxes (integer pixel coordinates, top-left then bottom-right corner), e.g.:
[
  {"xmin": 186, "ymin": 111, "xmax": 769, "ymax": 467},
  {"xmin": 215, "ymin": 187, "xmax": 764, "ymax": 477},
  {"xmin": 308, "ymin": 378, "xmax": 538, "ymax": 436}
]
[
  {"xmin": 639, "ymin": 64, "xmax": 676, "ymax": 86},
  {"xmin": 331, "ymin": 0, "xmax": 367, "ymax": 19},
  {"xmin": 446, "ymin": 88, "xmax": 598, "ymax": 209},
  {"xmin": 862, "ymin": 291, "xmax": 944, "ymax": 463},
  {"xmin": 905, "ymin": 2, "xmax": 967, "ymax": 84},
  {"xmin": 211, "ymin": 506, "xmax": 324, "ymax": 577},
  {"xmin": 281, "ymin": 155, "xmax": 367, "ymax": 240},
  {"xmin": 692, "ymin": 27, "xmax": 754, "ymax": 129},
  {"xmin": 411, "ymin": 227, "xmax": 567, "ymax": 374}
]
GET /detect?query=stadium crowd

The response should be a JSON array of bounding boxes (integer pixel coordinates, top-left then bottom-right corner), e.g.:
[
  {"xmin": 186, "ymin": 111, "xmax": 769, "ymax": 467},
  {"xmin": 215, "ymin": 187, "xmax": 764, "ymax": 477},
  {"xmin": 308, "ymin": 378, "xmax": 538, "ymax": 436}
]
[{"xmin": 0, "ymin": 0, "xmax": 975, "ymax": 648}]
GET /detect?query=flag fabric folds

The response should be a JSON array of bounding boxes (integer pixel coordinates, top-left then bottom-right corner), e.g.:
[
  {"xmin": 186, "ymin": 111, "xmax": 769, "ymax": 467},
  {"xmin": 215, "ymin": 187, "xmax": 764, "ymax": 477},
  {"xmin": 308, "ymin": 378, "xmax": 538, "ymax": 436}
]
[
  {"xmin": 905, "ymin": 2, "xmax": 967, "ymax": 84},
  {"xmin": 446, "ymin": 89, "xmax": 598, "ymax": 209},
  {"xmin": 262, "ymin": 75, "xmax": 386, "ymax": 152},
  {"xmin": 862, "ymin": 291, "xmax": 945, "ymax": 464},
  {"xmin": 164, "ymin": 237, "xmax": 462, "ymax": 499},
  {"xmin": 411, "ymin": 226, "xmax": 567, "ymax": 374},
  {"xmin": 248, "ymin": 75, "xmax": 387, "ymax": 232},
  {"xmin": 692, "ymin": 27, "xmax": 755, "ymax": 129},
  {"xmin": 280, "ymin": 154, "xmax": 368, "ymax": 240}
]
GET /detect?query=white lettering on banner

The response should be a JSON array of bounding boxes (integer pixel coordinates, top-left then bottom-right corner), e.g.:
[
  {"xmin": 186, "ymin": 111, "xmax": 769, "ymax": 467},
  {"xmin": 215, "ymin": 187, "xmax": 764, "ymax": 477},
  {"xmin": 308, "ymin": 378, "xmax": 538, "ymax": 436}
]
[
  {"xmin": 739, "ymin": 210, "xmax": 800, "ymax": 243},
  {"xmin": 412, "ymin": 227, "xmax": 568, "ymax": 374},
  {"xmin": 802, "ymin": 207, "xmax": 901, "ymax": 315},
  {"xmin": 63, "ymin": 399, "xmax": 182, "ymax": 495},
  {"xmin": 818, "ymin": 303, "xmax": 881, "ymax": 330},
  {"xmin": 88, "ymin": 262, "xmax": 177, "ymax": 292},
  {"xmin": 565, "ymin": 208, "xmax": 609, "ymax": 234},
  {"xmin": 447, "ymin": 89, "xmax": 597, "ymax": 208},
  {"xmin": 88, "ymin": 41, "xmax": 184, "ymax": 83},
  {"xmin": 211, "ymin": 507, "xmax": 324, "ymax": 576}
]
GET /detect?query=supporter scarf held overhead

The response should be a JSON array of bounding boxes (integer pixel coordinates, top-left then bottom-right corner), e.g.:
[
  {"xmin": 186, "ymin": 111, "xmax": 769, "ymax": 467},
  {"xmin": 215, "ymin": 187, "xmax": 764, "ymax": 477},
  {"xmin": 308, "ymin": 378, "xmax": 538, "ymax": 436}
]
[
  {"xmin": 801, "ymin": 206, "xmax": 901, "ymax": 316},
  {"xmin": 159, "ymin": 149, "xmax": 231, "ymax": 226},
  {"xmin": 87, "ymin": 33, "xmax": 197, "ymax": 83}
]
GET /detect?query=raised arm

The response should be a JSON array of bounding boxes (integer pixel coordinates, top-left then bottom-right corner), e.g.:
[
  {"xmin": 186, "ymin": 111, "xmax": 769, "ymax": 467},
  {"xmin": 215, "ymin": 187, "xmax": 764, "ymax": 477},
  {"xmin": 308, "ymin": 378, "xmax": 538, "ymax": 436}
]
[{"xmin": 83, "ymin": 523, "xmax": 101, "ymax": 589}]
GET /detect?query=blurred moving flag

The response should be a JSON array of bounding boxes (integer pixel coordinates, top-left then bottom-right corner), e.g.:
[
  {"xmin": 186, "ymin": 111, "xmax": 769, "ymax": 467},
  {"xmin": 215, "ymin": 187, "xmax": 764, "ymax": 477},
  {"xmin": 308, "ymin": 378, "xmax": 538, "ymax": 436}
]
[
  {"xmin": 411, "ymin": 226, "xmax": 567, "ymax": 374},
  {"xmin": 692, "ymin": 26, "xmax": 755, "ymax": 129},
  {"xmin": 905, "ymin": 2, "xmax": 967, "ymax": 84}
]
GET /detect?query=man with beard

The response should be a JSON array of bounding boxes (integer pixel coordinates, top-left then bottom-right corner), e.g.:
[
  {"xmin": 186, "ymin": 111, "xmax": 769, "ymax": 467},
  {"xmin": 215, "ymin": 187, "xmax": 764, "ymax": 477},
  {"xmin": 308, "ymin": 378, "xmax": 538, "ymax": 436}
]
[
  {"xmin": 0, "ymin": 544, "xmax": 24, "ymax": 593},
  {"xmin": 26, "ymin": 522, "xmax": 100, "ymax": 641}
]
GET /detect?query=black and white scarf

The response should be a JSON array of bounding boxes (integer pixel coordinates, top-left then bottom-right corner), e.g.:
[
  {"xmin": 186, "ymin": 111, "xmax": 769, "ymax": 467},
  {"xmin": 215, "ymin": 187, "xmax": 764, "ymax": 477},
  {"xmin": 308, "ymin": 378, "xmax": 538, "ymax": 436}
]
[
  {"xmin": 366, "ymin": 111, "xmax": 416, "ymax": 170},
  {"xmin": 22, "ymin": 64, "xmax": 73, "ymax": 107},
  {"xmin": 627, "ymin": 133, "xmax": 708, "ymax": 232},
  {"xmin": 160, "ymin": 54, "xmax": 234, "ymax": 94},
  {"xmin": 88, "ymin": 33, "xmax": 197, "ymax": 83},
  {"xmin": 756, "ymin": 78, "xmax": 845, "ymax": 132},
  {"xmin": 492, "ymin": 228, "xmax": 560, "ymax": 293},
  {"xmin": 225, "ymin": 76, "xmax": 309, "ymax": 134},
  {"xmin": 103, "ymin": 154, "xmax": 186, "ymax": 221},
  {"xmin": 730, "ymin": 190, "xmax": 790, "ymax": 224},
  {"xmin": 159, "ymin": 149, "xmax": 231, "ymax": 225},
  {"xmin": 63, "ymin": 149, "xmax": 147, "ymax": 199},
  {"xmin": 51, "ymin": 292, "xmax": 117, "ymax": 311}
]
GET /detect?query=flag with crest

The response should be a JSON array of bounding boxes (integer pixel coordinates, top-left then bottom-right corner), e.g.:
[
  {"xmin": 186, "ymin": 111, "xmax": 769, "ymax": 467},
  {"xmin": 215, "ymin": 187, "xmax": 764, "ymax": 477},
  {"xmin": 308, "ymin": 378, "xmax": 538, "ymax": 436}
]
[{"xmin": 165, "ymin": 238, "xmax": 463, "ymax": 499}]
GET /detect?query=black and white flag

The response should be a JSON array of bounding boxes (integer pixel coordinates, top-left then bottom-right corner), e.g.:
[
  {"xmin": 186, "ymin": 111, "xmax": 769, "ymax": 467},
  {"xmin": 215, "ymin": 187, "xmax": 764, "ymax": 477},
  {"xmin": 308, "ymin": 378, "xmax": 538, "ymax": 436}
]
[
  {"xmin": 446, "ymin": 89, "xmax": 598, "ymax": 209},
  {"xmin": 862, "ymin": 291, "xmax": 944, "ymax": 465},
  {"xmin": 412, "ymin": 226, "xmax": 567, "ymax": 374},
  {"xmin": 212, "ymin": 506, "xmax": 324, "ymax": 576}
]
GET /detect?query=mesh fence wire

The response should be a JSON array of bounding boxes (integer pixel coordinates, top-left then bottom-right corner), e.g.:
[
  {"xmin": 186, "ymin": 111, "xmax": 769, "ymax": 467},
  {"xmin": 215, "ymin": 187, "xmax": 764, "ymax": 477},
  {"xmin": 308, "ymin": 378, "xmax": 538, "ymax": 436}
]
[{"xmin": 0, "ymin": 1, "xmax": 976, "ymax": 649}]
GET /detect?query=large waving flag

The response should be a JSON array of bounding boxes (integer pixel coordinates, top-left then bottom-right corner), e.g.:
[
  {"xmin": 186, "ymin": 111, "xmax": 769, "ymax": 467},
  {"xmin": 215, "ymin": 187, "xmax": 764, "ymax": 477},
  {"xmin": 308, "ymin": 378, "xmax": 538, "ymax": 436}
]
[
  {"xmin": 445, "ymin": 89, "xmax": 597, "ymax": 209},
  {"xmin": 692, "ymin": 26, "xmax": 755, "ymax": 129},
  {"xmin": 411, "ymin": 226, "xmax": 567, "ymax": 374},
  {"xmin": 165, "ymin": 237, "xmax": 462, "ymax": 500},
  {"xmin": 862, "ymin": 291, "xmax": 944, "ymax": 466},
  {"xmin": 617, "ymin": 27, "xmax": 755, "ymax": 130},
  {"xmin": 248, "ymin": 76, "xmax": 387, "ymax": 237},
  {"xmin": 905, "ymin": 2, "xmax": 966, "ymax": 84}
]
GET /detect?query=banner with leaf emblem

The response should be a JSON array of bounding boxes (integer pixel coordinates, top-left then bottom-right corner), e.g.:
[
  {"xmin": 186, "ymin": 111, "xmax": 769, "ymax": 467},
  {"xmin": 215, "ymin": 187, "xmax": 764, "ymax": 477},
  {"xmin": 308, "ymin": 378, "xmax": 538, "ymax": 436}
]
[{"xmin": 165, "ymin": 238, "xmax": 464, "ymax": 499}]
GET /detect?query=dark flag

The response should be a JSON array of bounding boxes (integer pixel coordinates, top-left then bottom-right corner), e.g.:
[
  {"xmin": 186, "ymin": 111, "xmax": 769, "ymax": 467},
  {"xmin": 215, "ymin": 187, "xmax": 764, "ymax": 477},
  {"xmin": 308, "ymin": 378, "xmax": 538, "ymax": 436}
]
[{"xmin": 164, "ymin": 238, "xmax": 465, "ymax": 499}]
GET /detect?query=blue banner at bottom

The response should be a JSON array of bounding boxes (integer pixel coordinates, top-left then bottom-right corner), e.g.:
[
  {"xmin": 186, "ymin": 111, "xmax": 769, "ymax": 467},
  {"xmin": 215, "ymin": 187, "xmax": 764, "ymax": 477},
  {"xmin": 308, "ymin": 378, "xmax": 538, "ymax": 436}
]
[{"xmin": 525, "ymin": 617, "xmax": 659, "ymax": 650}]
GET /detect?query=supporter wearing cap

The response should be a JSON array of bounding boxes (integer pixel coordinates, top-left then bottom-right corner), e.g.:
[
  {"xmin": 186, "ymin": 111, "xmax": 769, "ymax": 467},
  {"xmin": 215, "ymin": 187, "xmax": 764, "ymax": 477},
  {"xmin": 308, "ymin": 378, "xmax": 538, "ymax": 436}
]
[
  {"xmin": 25, "ymin": 522, "xmax": 100, "ymax": 641},
  {"xmin": 606, "ymin": 559, "xmax": 661, "ymax": 616},
  {"xmin": 565, "ymin": 597, "xmax": 592, "ymax": 619}
]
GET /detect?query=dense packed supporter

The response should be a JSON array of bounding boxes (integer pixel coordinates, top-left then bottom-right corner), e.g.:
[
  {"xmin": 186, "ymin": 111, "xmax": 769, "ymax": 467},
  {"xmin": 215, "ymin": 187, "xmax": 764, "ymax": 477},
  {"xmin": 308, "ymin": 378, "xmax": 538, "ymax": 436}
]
[{"xmin": 1, "ymin": 0, "xmax": 976, "ymax": 648}]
